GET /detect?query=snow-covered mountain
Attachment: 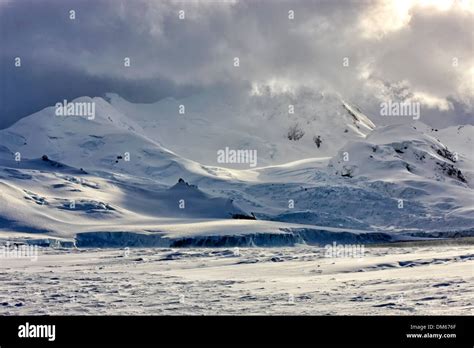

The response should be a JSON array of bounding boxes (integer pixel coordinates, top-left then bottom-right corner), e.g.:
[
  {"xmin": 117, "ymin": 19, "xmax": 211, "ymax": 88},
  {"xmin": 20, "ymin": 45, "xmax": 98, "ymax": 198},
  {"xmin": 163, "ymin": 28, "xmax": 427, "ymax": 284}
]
[
  {"xmin": 329, "ymin": 123, "xmax": 470, "ymax": 185},
  {"xmin": 105, "ymin": 87, "xmax": 375, "ymax": 167},
  {"xmin": 0, "ymin": 93, "xmax": 472, "ymax": 247}
]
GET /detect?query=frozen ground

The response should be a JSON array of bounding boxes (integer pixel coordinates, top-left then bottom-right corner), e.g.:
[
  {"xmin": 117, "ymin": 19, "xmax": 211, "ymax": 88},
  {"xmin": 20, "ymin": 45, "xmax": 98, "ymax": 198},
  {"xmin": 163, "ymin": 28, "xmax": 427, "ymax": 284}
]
[{"xmin": 0, "ymin": 241, "xmax": 472, "ymax": 315}]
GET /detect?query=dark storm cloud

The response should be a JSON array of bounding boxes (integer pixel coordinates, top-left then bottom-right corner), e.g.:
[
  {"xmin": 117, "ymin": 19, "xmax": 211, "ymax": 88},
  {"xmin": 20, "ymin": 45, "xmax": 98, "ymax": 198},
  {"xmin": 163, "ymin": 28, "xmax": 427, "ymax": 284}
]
[
  {"xmin": 0, "ymin": 61, "xmax": 198, "ymax": 129},
  {"xmin": 0, "ymin": 0, "xmax": 472, "ymax": 129},
  {"xmin": 0, "ymin": 0, "xmax": 199, "ymax": 128}
]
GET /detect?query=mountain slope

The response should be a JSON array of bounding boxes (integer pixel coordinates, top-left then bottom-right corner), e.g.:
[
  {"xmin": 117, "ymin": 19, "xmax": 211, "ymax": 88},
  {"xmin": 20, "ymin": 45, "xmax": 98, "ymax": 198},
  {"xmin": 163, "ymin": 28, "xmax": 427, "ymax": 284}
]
[
  {"xmin": 0, "ymin": 96, "xmax": 216, "ymax": 185},
  {"xmin": 106, "ymin": 88, "xmax": 375, "ymax": 167}
]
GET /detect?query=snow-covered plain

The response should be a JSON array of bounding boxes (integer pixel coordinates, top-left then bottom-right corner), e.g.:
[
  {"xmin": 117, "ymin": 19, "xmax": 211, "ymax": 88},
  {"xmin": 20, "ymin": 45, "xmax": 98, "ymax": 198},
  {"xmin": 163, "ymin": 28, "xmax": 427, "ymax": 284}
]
[
  {"xmin": 0, "ymin": 92, "xmax": 472, "ymax": 315},
  {"xmin": 0, "ymin": 243, "xmax": 472, "ymax": 315}
]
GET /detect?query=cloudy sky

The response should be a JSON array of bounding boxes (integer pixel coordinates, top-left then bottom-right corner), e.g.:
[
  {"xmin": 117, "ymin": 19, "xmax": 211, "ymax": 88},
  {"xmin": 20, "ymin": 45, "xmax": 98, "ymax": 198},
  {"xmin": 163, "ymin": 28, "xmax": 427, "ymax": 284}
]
[{"xmin": 0, "ymin": 0, "xmax": 472, "ymax": 129}]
